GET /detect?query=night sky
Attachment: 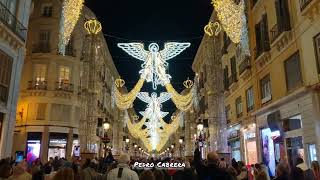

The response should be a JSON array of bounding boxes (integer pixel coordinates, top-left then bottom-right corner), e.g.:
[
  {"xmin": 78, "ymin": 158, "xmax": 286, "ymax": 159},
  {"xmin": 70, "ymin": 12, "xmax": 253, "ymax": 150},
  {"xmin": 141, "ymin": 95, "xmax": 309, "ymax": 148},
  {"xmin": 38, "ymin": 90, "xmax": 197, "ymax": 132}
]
[{"xmin": 85, "ymin": 0, "xmax": 213, "ymax": 120}]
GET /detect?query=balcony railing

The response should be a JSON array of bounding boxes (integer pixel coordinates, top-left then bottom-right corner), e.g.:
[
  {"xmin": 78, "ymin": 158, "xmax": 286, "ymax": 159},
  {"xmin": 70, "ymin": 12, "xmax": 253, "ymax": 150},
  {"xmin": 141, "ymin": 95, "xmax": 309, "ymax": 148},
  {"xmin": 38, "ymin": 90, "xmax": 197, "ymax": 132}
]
[
  {"xmin": 0, "ymin": 2, "xmax": 27, "ymax": 41},
  {"xmin": 28, "ymin": 80, "xmax": 47, "ymax": 90},
  {"xmin": 32, "ymin": 43, "xmax": 51, "ymax": 53},
  {"xmin": 55, "ymin": 82, "xmax": 73, "ymax": 92},
  {"xmin": 300, "ymin": 0, "xmax": 312, "ymax": 11},
  {"xmin": 239, "ymin": 56, "xmax": 251, "ymax": 75},
  {"xmin": 270, "ymin": 24, "xmax": 281, "ymax": 44}
]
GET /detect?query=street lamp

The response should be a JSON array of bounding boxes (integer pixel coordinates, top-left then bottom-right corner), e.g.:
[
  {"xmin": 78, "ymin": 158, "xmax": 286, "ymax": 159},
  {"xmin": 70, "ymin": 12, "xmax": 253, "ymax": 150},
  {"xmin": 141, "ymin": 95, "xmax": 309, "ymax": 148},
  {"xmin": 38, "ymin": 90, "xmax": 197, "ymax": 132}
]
[
  {"xmin": 171, "ymin": 144, "xmax": 175, "ymax": 149},
  {"xmin": 103, "ymin": 122, "xmax": 110, "ymax": 130},
  {"xmin": 179, "ymin": 138, "xmax": 183, "ymax": 144},
  {"xmin": 125, "ymin": 137, "xmax": 130, "ymax": 143},
  {"xmin": 197, "ymin": 121, "xmax": 204, "ymax": 131}
]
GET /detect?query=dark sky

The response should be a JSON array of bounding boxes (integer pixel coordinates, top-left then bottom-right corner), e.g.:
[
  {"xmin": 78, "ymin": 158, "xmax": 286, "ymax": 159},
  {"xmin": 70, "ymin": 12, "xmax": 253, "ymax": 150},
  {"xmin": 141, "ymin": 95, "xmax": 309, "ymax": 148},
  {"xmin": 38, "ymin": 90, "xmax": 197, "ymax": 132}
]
[{"xmin": 85, "ymin": 0, "xmax": 212, "ymax": 120}]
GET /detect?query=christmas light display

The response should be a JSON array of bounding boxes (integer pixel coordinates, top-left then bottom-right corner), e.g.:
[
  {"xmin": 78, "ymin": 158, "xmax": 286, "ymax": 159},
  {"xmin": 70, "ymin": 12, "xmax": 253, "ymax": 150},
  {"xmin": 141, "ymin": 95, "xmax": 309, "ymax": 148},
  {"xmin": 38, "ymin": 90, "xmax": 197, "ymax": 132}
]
[
  {"xmin": 59, "ymin": 0, "xmax": 84, "ymax": 55},
  {"xmin": 212, "ymin": 0, "xmax": 245, "ymax": 43},
  {"xmin": 113, "ymin": 78, "xmax": 145, "ymax": 110},
  {"xmin": 117, "ymin": 42, "xmax": 191, "ymax": 90}
]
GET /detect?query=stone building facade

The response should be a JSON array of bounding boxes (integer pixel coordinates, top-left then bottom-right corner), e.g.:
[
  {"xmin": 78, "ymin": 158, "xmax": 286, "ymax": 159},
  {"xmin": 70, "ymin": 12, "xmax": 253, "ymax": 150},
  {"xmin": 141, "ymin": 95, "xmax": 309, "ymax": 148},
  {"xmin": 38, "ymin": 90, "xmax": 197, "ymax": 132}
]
[{"xmin": 0, "ymin": 0, "xmax": 32, "ymax": 158}]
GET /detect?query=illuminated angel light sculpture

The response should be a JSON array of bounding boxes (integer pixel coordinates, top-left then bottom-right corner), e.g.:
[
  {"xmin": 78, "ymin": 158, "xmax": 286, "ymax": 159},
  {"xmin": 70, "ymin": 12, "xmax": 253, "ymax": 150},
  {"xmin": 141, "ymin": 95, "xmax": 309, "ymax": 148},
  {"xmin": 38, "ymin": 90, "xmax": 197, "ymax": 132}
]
[
  {"xmin": 137, "ymin": 92, "xmax": 171, "ymax": 150},
  {"xmin": 117, "ymin": 42, "xmax": 191, "ymax": 90}
]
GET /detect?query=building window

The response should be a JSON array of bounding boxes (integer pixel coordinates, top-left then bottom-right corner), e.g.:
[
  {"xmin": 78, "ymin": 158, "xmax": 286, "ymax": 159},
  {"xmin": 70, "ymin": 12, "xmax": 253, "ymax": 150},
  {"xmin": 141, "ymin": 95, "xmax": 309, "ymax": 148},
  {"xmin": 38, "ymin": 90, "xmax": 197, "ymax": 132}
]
[
  {"xmin": 236, "ymin": 97, "xmax": 243, "ymax": 118},
  {"xmin": 36, "ymin": 103, "xmax": 47, "ymax": 120},
  {"xmin": 246, "ymin": 87, "xmax": 254, "ymax": 111},
  {"xmin": 260, "ymin": 74, "xmax": 272, "ymax": 103},
  {"xmin": 59, "ymin": 66, "xmax": 70, "ymax": 84},
  {"xmin": 2, "ymin": 0, "xmax": 18, "ymax": 16},
  {"xmin": 230, "ymin": 56, "xmax": 237, "ymax": 83},
  {"xmin": 0, "ymin": 50, "xmax": 13, "ymax": 104},
  {"xmin": 33, "ymin": 64, "xmax": 47, "ymax": 83},
  {"xmin": 314, "ymin": 33, "xmax": 320, "ymax": 73},
  {"xmin": 225, "ymin": 105, "xmax": 231, "ymax": 124},
  {"xmin": 284, "ymin": 52, "xmax": 302, "ymax": 91},
  {"xmin": 224, "ymin": 66, "xmax": 229, "ymax": 90},
  {"xmin": 41, "ymin": 4, "xmax": 53, "ymax": 17},
  {"xmin": 255, "ymin": 14, "xmax": 270, "ymax": 58},
  {"xmin": 50, "ymin": 104, "xmax": 71, "ymax": 121},
  {"xmin": 275, "ymin": 0, "xmax": 291, "ymax": 32},
  {"xmin": 37, "ymin": 30, "xmax": 51, "ymax": 52}
]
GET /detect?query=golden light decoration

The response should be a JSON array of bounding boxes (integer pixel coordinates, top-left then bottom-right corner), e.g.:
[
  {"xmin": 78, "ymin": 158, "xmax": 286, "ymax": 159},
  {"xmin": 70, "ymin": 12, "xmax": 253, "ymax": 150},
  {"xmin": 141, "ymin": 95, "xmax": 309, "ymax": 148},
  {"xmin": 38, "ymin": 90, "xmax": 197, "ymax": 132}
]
[
  {"xmin": 59, "ymin": 0, "xmax": 84, "ymax": 55},
  {"xmin": 165, "ymin": 83, "xmax": 194, "ymax": 111},
  {"xmin": 204, "ymin": 21, "xmax": 221, "ymax": 37},
  {"xmin": 113, "ymin": 78, "xmax": 145, "ymax": 110},
  {"xmin": 183, "ymin": 79, "xmax": 194, "ymax": 89},
  {"xmin": 211, "ymin": 0, "xmax": 245, "ymax": 43},
  {"xmin": 84, "ymin": 19, "xmax": 102, "ymax": 35},
  {"xmin": 115, "ymin": 78, "xmax": 125, "ymax": 88}
]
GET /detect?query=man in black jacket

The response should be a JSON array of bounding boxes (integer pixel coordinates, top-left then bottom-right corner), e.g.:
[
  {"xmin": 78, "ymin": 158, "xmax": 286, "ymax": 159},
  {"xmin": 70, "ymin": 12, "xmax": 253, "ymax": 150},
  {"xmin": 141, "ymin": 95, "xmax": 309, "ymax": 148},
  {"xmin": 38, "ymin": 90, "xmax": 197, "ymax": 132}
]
[{"xmin": 202, "ymin": 152, "xmax": 232, "ymax": 180}]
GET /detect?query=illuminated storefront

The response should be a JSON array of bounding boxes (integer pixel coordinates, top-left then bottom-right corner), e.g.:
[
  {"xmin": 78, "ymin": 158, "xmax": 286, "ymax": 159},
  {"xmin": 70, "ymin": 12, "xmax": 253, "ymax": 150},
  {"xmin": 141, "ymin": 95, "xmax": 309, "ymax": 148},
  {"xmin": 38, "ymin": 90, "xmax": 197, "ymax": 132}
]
[
  {"xmin": 242, "ymin": 124, "xmax": 258, "ymax": 165},
  {"xmin": 227, "ymin": 124, "xmax": 241, "ymax": 161},
  {"xmin": 48, "ymin": 133, "xmax": 67, "ymax": 160}
]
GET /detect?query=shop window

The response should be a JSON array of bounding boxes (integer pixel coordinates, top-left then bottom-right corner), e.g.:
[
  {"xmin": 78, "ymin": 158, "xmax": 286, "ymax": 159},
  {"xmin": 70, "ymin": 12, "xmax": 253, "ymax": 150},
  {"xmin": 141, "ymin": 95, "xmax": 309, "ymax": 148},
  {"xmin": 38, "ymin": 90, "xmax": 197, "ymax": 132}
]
[
  {"xmin": 0, "ymin": 50, "xmax": 13, "ymax": 104},
  {"xmin": 314, "ymin": 33, "xmax": 320, "ymax": 73},
  {"xmin": 26, "ymin": 132, "xmax": 42, "ymax": 164},
  {"xmin": 308, "ymin": 144, "xmax": 318, "ymax": 162},
  {"xmin": 286, "ymin": 136, "xmax": 304, "ymax": 167},
  {"xmin": 48, "ymin": 133, "xmax": 67, "ymax": 160},
  {"xmin": 235, "ymin": 96, "xmax": 243, "ymax": 118},
  {"xmin": 260, "ymin": 74, "xmax": 272, "ymax": 104},
  {"xmin": 284, "ymin": 52, "xmax": 302, "ymax": 91},
  {"xmin": 282, "ymin": 115, "xmax": 302, "ymax": 132},
  {"xmin": 246, "ymin": 87, "xmax": 254, "ymax": 111}
]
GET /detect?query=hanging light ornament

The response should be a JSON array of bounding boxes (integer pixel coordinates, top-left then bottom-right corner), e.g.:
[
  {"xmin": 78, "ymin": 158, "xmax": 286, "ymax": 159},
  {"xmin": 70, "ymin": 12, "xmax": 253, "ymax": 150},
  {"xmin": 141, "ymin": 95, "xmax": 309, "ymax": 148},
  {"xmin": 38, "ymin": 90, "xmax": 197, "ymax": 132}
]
[
  {"xmin": 112, "ymin": 78, "xmax": 145, "ymax": 110},
  {"xmin": 59, "ymin": 0, "xmax": 84, "ymax": 55},
  {"xmin": 212, "ymin": 0, "xmax": 245, "ymax": 43}
]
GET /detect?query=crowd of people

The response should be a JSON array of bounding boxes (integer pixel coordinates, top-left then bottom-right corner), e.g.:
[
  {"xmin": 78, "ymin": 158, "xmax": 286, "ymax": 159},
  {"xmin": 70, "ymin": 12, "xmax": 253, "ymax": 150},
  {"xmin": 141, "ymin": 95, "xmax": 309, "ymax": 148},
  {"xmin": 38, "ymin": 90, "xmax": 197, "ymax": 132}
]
[{"xmin": 0, "ymin": 149, "xmax": 319, "ymax": 180}]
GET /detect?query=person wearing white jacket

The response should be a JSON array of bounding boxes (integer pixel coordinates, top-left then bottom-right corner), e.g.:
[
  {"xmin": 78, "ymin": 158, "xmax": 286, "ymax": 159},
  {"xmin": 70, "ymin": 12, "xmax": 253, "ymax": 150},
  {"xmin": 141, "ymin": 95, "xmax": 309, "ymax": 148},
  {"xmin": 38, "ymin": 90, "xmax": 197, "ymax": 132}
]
[{"xmin": 106, "ymin": 153, "xmax": 139, "ymax": 180}]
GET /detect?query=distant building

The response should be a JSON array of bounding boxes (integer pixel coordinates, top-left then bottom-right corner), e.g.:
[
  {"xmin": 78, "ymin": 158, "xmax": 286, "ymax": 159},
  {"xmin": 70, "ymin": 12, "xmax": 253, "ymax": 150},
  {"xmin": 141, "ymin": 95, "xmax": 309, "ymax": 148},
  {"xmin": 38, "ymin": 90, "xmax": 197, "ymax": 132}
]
[
  {"xmin": 0, "ymin": 0, "xmax": 32, "ymax": 158},
  {"xmin": 12, "ymin": 0, "xmax": 121, "ymax": 162}
]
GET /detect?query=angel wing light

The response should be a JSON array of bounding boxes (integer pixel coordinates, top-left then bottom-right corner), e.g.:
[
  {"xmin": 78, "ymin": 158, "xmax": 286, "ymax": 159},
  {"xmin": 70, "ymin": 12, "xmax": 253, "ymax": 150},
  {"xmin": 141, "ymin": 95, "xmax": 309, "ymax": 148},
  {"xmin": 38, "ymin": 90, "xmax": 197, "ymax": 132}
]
[{"xmin": 118, "ymin": 42, "xmax": 191, "ymax": 90}]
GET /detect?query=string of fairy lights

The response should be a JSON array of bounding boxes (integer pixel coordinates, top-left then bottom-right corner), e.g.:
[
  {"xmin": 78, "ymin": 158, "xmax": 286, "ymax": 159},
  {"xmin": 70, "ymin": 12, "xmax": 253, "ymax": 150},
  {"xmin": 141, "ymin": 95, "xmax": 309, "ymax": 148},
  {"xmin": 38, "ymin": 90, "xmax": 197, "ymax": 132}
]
[{"xmin": 59, "ymin": 0, "xmax": 250, "ymax": 154}]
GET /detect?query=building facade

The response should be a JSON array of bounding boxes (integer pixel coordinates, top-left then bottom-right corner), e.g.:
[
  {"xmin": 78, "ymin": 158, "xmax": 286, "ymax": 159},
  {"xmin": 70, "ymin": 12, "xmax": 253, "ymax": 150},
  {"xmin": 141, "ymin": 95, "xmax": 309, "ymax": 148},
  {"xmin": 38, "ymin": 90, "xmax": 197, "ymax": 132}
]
[
  {"xmin": 220, "ymin": 0, "xmax": 320, "ymax": 175},
  {"xmin": 12, "ymin": 0, "xmax": 121, "ymax": 162},
  {"xmin": 0, "ymin": 0, "xmax": 32, "ymax": 158}
]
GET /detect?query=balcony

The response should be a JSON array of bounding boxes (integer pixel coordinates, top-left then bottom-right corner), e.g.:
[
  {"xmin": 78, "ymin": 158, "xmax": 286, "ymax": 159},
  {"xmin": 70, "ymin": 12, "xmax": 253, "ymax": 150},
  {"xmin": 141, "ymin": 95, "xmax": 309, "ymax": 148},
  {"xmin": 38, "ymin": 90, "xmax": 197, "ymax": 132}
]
[
  {"xmin": 228, "ymin": 74, "xmax": 238, "ymax": 92},
  {"xmin": 239, "ymin": 56, "xmax": 251, "ymax": 75},
  {"xmin": 28, "ymin": 80, "xmax": 47, "ymax": 90},
  {"xmin": 270, "ymin": 24, "xmax": 281, "ymax": 44},
  {"xmin": 55, "ymin": 82, "xmax": 73, "ymax": 92},
  {"xmin": 300, "ymin": 0, "xmax": 313, "ymax": 11},
  {"xmin": 0, "ymin": 2, "xmax": 26, "ymax": 41},
  {"xmin": 32, "ymin": 43, "xmax": 51, "ymax": 53}
]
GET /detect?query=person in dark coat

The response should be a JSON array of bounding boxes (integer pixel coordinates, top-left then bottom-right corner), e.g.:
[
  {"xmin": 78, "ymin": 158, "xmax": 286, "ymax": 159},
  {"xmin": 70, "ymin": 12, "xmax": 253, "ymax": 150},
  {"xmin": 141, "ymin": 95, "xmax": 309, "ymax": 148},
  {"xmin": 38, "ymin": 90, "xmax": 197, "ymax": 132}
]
[{"xmin": 203, "ymin": 151, "xmax": 232, "ymax": 180}]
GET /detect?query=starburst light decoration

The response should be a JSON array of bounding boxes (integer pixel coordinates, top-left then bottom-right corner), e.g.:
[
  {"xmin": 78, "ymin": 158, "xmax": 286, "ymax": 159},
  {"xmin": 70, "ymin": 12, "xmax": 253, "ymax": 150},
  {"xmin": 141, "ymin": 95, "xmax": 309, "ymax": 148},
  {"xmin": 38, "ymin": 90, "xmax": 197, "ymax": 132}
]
[
  {"xmin": 58, "ymin": 0, "xmax": 84, "ymax": 55},
  {"xmin": 117, "ymin": 42, "xmax": 191, "ymax": 90}
]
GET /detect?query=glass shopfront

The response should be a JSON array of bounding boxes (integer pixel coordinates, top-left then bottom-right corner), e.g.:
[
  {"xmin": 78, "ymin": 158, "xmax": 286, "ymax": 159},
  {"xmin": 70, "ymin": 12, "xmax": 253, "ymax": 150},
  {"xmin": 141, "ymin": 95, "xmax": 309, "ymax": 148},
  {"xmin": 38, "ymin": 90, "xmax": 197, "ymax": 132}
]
[
  {"xmin": 228, "ymin": 128, "xmax": 241, "ymax": 162},
  {"xmin": 26, "ymin": 132, "xmax": 42, "ymax": 165},
  {"xmin": 261, "ymin": 128, "xmax": 285, "ymax": 177},
  {"xmin": 48, "ymin": 133, "xmax": 67, "ymax": 160},
  {"xmin": 243, "ymin": 130, "xmax": 257, "ymax": 165}
]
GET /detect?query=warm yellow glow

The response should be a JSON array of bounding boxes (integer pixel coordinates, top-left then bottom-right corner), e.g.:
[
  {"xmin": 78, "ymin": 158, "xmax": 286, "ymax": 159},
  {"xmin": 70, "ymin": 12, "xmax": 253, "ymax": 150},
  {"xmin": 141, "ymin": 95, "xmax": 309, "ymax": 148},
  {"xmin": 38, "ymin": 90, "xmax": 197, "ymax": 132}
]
[
  {"xmin": 204, "ymin": 21, "xmax": 221, "ymax": 37},
  {"xmin": 165, "ymin": 83, "xmax": 193, "ymax": 111},
  {"xmin": 103, "ymin": 122, "xmax": 110, "ymax": 130},
  {"xmin": 113, "ymin": 78, "xmax": 145, "ymax": 110},
  {"xmin": 84, "ymin": 19, "xmax": 102, "ymax": 35},
  {"xmin": 59, "ymin": 0, "xmax": 84, "ymax": 54},
  {"xmin": 212, "ymin": 0, "xmax": 244, "ymax": 43}
]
